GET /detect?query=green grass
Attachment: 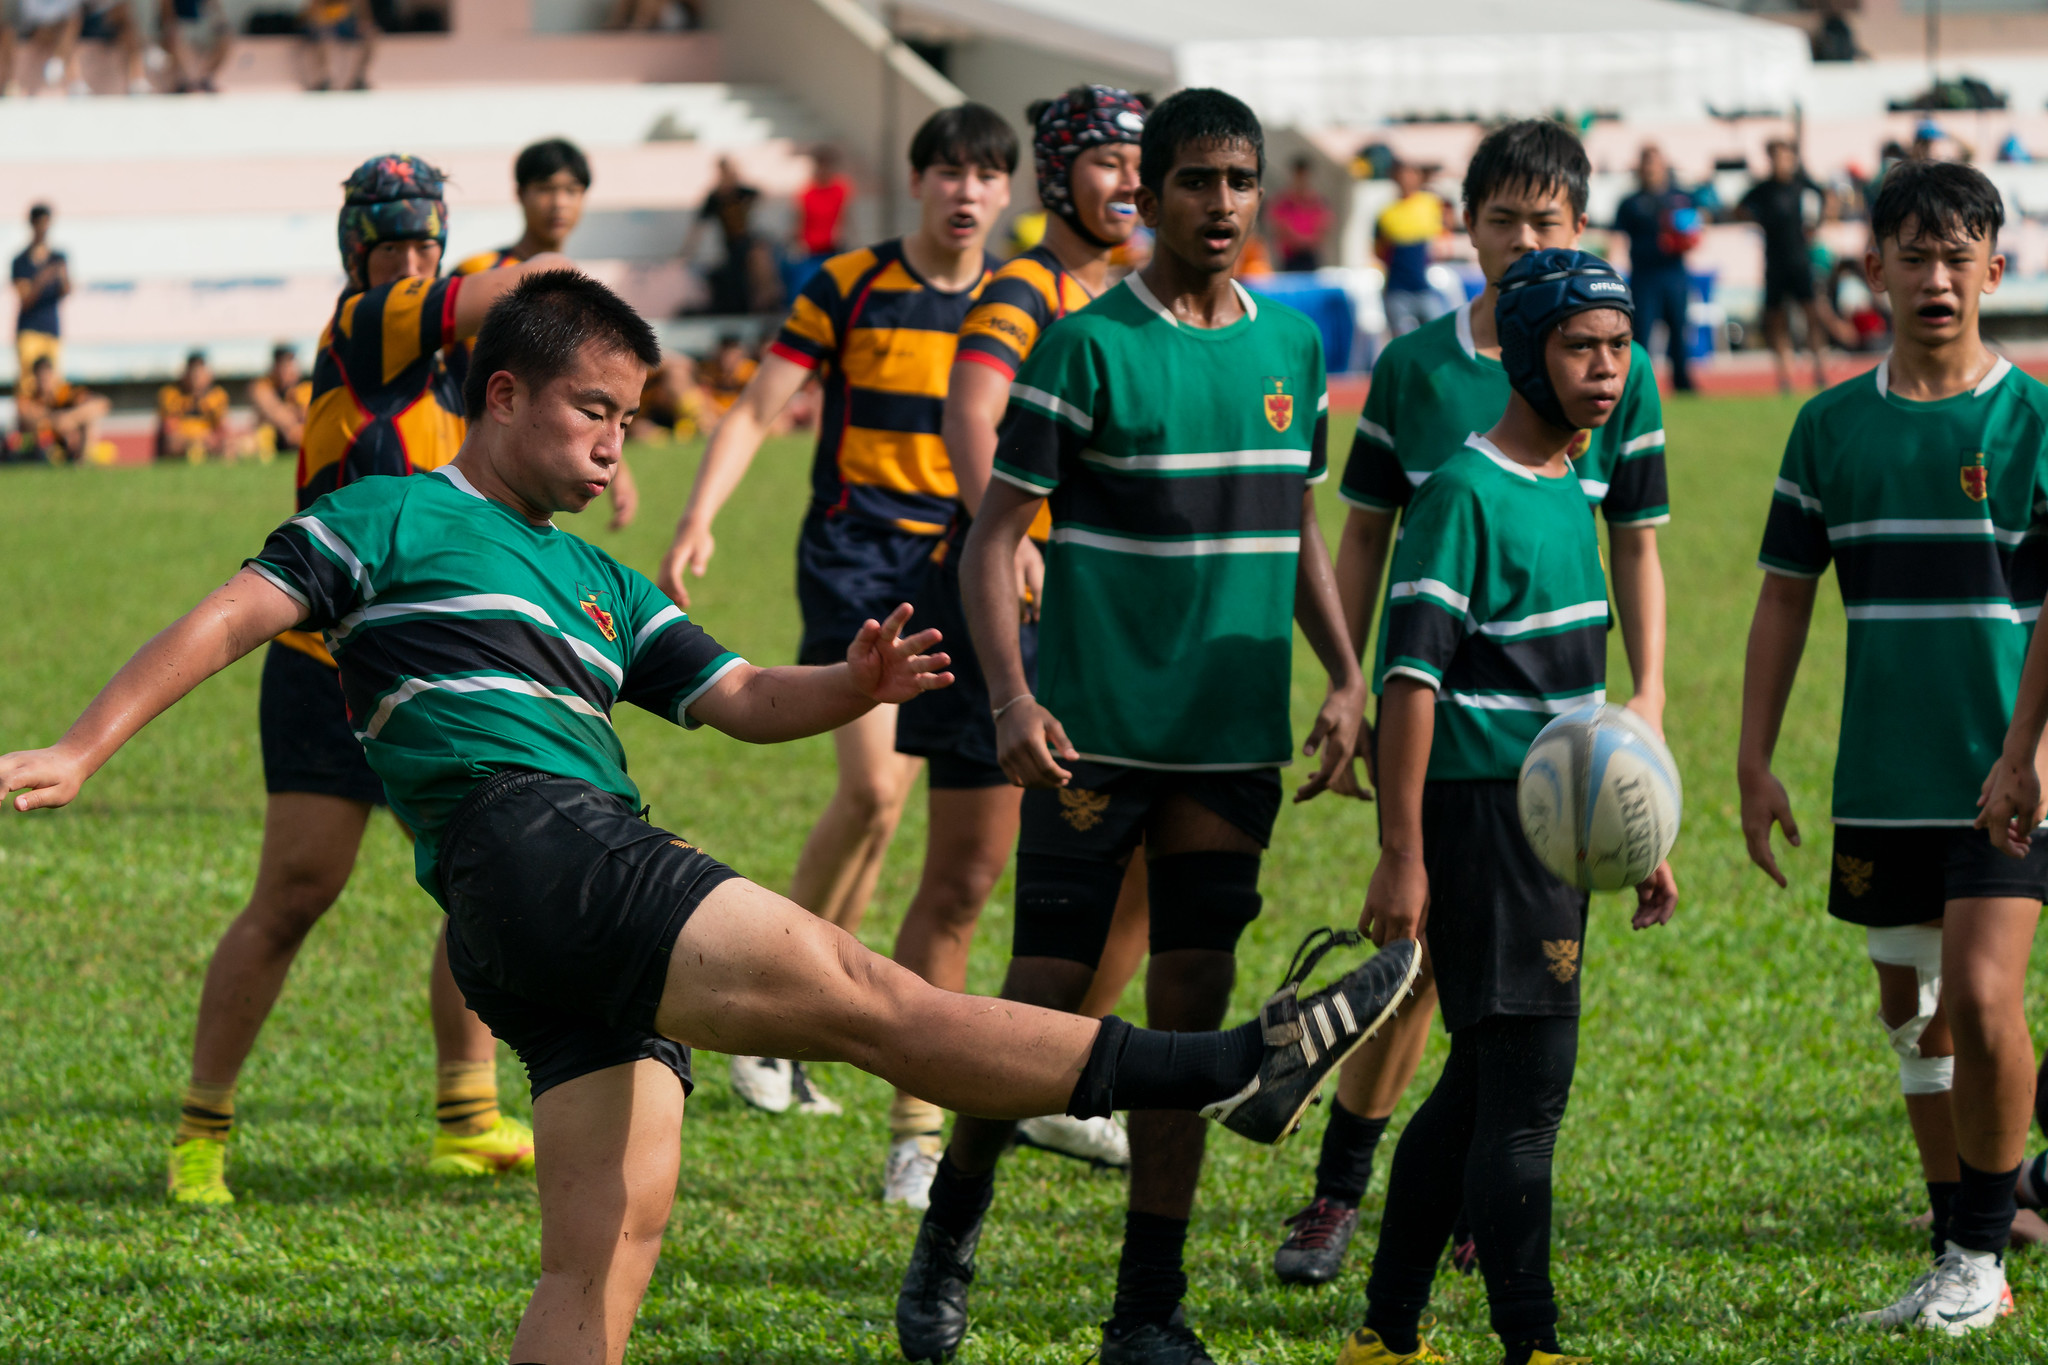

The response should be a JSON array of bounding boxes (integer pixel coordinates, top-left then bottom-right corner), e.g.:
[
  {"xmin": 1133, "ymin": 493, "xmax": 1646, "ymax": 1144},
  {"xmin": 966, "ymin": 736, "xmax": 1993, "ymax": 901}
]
[{"xmin": 3, "ymin": 397, "xmax": 2046, "ymax": 1363}]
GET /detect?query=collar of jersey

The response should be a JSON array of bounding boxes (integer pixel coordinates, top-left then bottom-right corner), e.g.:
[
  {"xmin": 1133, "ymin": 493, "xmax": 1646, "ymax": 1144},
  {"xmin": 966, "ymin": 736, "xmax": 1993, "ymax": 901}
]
[
  {"xmin": 1874, "ymin": 352, "xmax": 2011, "ymax": 407},
  {"xmin": 1464, "ymin": 432, "xmax": 1574, "ymax": 483},
  {"xmin": 1453, "ymin": 300, "xmax": 1503, "ymax": 369},
  {"xmin": 1124, "ymin": 271, "xmax": 1258, "ymax": 334},
  {"xmin": 433, "ymin": 464, "xmax": 556, "ymax": 529}
]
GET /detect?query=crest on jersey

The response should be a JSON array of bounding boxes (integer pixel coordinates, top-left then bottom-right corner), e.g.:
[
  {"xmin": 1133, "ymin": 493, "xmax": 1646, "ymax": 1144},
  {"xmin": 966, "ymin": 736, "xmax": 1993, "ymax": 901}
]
[
  {"xmin": 1542, "ymin": 939, "xmax": 1581, "ymax": 983},
  {"xmin": 1059, "ymin": 787, "xmax": 1110, "ymax": 832},
  {"xmin": 1567, "ymin": 429, "xmax": 1592, "ymax": 460},
  {"xmin": 1262, "ymin": 377, "xmax": 1294, "ymax": 433},
  {"xmin": 1962, "ymin": 451, "xmax": 1989, "ymax": 502},
  {"xmin": 577, "ymin": 584, "xmax": 618, "ymax": 642}
]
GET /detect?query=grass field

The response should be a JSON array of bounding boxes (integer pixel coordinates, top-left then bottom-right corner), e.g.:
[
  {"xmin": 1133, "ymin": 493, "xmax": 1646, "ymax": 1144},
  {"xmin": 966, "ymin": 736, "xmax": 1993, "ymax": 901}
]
[{"xmin": 5, "ymin": 393, "xmax": 2048, "ymax": 1364}]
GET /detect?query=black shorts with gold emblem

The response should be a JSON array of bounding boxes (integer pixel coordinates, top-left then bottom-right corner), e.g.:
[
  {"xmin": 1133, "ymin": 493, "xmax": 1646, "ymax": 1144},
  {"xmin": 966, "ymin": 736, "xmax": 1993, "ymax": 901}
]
[
  {"xmin": 1418, "ymin": 780, "xmax": 1590, "ymax": 1033},
  {"xmin": 1827, "ymin": 824, "xmax": 2048, "ymax": 928},
  {"xmin": 1012, "ymin": 760, "xmax": 1282, "ymax": 967}
]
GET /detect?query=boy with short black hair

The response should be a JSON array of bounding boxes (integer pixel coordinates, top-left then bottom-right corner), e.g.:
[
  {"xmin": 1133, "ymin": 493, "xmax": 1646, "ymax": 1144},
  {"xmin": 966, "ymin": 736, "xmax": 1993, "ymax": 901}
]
[
  {"xmin": 155, "ymin": 349, "xmax": 230, "ymax": 462},
  {"xmin": 1273, "ymin": 117, "xmax": 1671, "ymax": 1288},
  {"xmin": 1742, "ymin": 157, "xmax": 2048, "ymax": 1335},
  {"xmin": 895, "ymin": 87, "xmax": 1378, "ymax": 1365},
  {"xmin": 655, "ymin": 104, "xmax": 1018, "ymax": 1117},
  {"xmin": 1339, "ymin": 248, "xmax": 1677, "ymax": 1365}
]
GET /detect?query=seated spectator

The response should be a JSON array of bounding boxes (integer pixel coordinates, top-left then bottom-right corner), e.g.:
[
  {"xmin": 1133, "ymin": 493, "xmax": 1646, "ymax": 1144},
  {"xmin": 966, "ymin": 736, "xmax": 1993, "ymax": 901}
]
[
  {"xmin": 605, "ymin": 0, "xmax": 699, "ymax": 29},
  {"xmin": 15, "ymin": 355, "xmax": 108, "ymax": 464},
  {"xmin": 248, "ymin": 343, "xmax": 310, "ymax": 458},
  {"xmin": 301, "ymin": 0, "xmax": 374, "ymax": 92},
  {"xmin": 21, "ymin": 0, "xmax": 84, "ymax": 95},
  {"xmin": 634, "ymin": 354, "xmax": 705, "ymax": 444},
  {"xmin": 156, "ymin": 350, "xmax": 230, "ymax": 461},
  {"xmin": 158, "ymin": 0, "xmax": 229, "ymax": 93},
  {"xmin": 699, "ymin": 333, "xmax": 756, "ymax": 418},
  {"xmin": 797, "ymin": 146, "xmax": 852, "ymax": 262},
  {"xmin": 1269, "ymin": 155, "xmax": 1331, "ymax": 271},
  {"xmin": 82, "ymin": 0, "xmax": 146, "ymax": 94}
]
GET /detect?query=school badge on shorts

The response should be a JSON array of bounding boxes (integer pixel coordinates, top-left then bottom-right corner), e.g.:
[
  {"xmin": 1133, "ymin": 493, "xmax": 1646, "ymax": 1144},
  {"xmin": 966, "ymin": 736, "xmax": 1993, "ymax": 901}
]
[
  {"xmin": 1961, "ymin": 452, "xmax": 1989, "ymax": 502},
  {"xmin": 1262, "ymin": 377, "xmax": 1294, "ymax": 433},
  {"xmin": 1541, "ymin": 939, "xmax": 1581, "ymax": 984},
  {"xmin": 1059, "ymin": 787, "xmax": 1110, "ymax": 832},
  {"xmin": 1835, "ymin": 853, "xmax": 1873, "ymax": 898},
  {"xmin": 577, "ymin": 584, "xmax": 618, "ymax": 642}
]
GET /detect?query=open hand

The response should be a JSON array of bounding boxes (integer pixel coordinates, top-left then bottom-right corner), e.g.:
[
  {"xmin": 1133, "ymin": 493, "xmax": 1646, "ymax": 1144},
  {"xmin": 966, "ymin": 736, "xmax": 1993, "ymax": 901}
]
[
  {"xmin": 845, "ymin": 604, "xmax": 951, "ymax": 706},
  {"xmin": 1, "ymin": 745, "xmax": 91, "ymax": 814},
  {"xmin": 1738, "ymin": 765, "xmax": 1799, "ymax": 887},
  {"xmin": 1977, "ymin": 746, "xmax": 2045, "ymax": 858},
  {"xmin": 1631, "ymin": 860, "xmax": 1677, "ymax": 929},
  {"xmin": 996, "ymin": 696, "xmax": 1078, "ymax": 789},
  {"xmin": 1294, "ymin": 680, "xmax": 1367, "ymax": 803},
  {"xmin": 606, "ymin": 464, "xmax": 640, "ymax": 532},
  {"xmin": 654, "ymin": 518, "xmax": 715, "ymax": 609},
  {"xmin": 1359, "ymin": 853, "xmax": 1428, "ymax": 946}
]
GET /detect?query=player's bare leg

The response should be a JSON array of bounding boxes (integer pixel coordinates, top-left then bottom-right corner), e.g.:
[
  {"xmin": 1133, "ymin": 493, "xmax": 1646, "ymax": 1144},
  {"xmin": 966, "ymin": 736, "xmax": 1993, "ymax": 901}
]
[
  {"xmin": 430, "ymin": 933, "xmax": 498, "ymax": 1066},
  {"xmin": 1943, "ymin": 899, "xmax": 2041, "ymax": 1176},
  {"xmin": 890, "ymin": 785, "xmax": 1021, "ymax": 995},
  {"xmin": 513, "ymin": 1059, "xmax": 686, "ymax": 1365},
  {"xmin": 1801, "ymin": 298, "xmax": 1831, "ymax": 389},
  {"xmin": 788, "ymin": 704, "xmax": 921, "ymax": 933},
  {"xmin": 1763, "ymin": 303, "xmax": 1794, "ymax": 394}
]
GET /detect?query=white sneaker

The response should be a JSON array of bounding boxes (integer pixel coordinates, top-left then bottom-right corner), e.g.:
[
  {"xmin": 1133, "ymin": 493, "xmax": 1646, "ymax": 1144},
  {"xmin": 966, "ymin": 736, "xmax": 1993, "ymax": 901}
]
[
  {"xmin": 789, "ymin": 1062, "xmax": 842, "ymax": 1116},
  {"xmin": 1913, "ymin": 1242, "xmax": 2011, "ymax": 1336},
  {"xmin": 883, "ymin": 1134, "xmax": 942, "ymax": 1208},
  {"xmin": 1014, "ymin": 1113, "xmax": 1130, "ymax": 1168},
  {"xmin": 728, "ymin": 1055, "xmax": 792, "ymax": 1113},
  {"xmin": 1839, "ymin": 1265, "xmax": 1937, "ymax": 1328}
]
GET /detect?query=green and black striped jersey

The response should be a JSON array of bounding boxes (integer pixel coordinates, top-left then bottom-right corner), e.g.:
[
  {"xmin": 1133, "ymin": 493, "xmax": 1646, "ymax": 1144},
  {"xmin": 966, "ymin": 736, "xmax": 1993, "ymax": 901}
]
[
  {"xmin": 992, "ymin": 275, "xmax": 1327, "ymax": 770},
  {"xmin": 1381, "ymin": 436, "xmax": 1609, "ymax": 781},
  {"xmin": 1759, "ymin": 356, "xmax": 2048, "ymax": 825},
  {"xmin": 248, "ymin": 466, "xmax": 744, "ymax": 897}
]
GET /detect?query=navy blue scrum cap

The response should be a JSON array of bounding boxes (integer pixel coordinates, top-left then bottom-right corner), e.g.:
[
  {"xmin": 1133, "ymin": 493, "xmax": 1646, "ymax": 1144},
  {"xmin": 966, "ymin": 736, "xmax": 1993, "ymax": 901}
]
[{"xmin": 1495, "ymin": 248, "xmax": 1633, "ymax": 430}]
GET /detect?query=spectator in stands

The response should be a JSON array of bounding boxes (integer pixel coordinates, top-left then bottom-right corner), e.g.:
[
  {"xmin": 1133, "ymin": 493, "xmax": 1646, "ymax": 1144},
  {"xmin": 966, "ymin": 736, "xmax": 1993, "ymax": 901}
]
[
  {"xmin": 699, "ymin": 333, "xmax": 756, "ymax": 419},
  {"xmin": 16, "ymin": 355, "xmax": 107, "ymax": 463},
  {"xmin": 156, "ymin": 349, "xmax": 230, "ymax": 461},
  {"xmin": 248, "ymin": 344, "xmax": 310, "ymax": 458},
  {"xmin": 797, "ymin": 146, "xmax": 852, "ymax": 262},
  {"xmin": 301, "ymin": 0, "xmax": 374, "ymax": 92},
  {"xmin": 1613, "ymin": 143, "xmax": 1703, "ymax": 392},
  {"xmin": 159, "ymin": 0, "xmax": 229, "ymax": 93},
  {"xmin": 604, "ymin": 0, "xmax": 699, "ymax": 28},
  {"xmin": 1269, "ymin": 155, "xmax": 1331, "ymax": 271},
  {"xmin": 1735, "ymin": 138, "xmax": 1836, "ymax": 393},
  {"xmin": 635, "ymin": 353, "xmax": 705, "ymax": 443},
  {"xmin": 82, "ymin": 0, "xmax": 146, "ymax": 93},
  {"xmin": 21, "ymin": 0, "xmax": 84, "ymax": 94},
  {"xmin": 1375, "ymin": 158, "xmax": 1452, "ymax": 335},
  {"xmin": 13, "ymin": 204, "xmax": 68, "ymax": 382},
  {"xmin": 683, "ymin": 155, "xmax": 781, "ymax": 314}
]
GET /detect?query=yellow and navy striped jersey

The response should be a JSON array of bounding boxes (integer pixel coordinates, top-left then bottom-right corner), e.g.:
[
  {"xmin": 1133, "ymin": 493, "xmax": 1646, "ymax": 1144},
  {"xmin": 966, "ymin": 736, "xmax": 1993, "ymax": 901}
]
[
  {"xmin": 158, "ymin": 383, "xmax": 229, "ymax": 440},
  {"xmin": 770, "ymin": 238, "xmax": 994, "ymax": 534},
  {"xmin": 446, "ymin": 248, "xmax": 523, "ymax": 396},
  {"xmin": 955, "ymin": 244, "xmax": 1094, "ymax": 379}
]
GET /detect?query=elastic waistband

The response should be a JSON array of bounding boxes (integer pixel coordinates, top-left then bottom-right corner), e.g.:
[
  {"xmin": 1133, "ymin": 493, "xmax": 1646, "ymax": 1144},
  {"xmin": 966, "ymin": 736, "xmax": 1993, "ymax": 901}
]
[{"xmin": 440, "ymin": 769, "xmax": 557, "ymax": 861}]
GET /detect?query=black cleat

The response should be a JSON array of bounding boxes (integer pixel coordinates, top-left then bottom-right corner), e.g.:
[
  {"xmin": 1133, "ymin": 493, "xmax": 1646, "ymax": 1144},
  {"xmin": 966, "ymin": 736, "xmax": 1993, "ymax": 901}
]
[
  {"xmin": 1202, "ymin": 930, "xmax": 1420, "ymax": 1145},
  {"xmin": 1273, "ymin": 1195, "xmax": 1361, "ymax": 1286},
  {"xmin": 896, "ymin": 1213, "xmax": 981, "ymax": 1362},
  {"xmin": 1101, "ymin": 1307, "xmax": 1217, "ymax": 1364}
]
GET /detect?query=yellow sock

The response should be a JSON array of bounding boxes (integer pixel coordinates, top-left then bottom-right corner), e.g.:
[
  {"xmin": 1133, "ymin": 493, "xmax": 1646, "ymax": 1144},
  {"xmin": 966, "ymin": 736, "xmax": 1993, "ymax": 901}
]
[
  {"xmin": 436, "ymin": 1060, "xmax": 501, "ymax": 1137},
  {"xmin": 176, "ymin": 1080, "xmax": 236, "ymax": 1144},
  {"xmin": 889, "ymin": 1091, "xmax": 945, "ymax": 1140}
]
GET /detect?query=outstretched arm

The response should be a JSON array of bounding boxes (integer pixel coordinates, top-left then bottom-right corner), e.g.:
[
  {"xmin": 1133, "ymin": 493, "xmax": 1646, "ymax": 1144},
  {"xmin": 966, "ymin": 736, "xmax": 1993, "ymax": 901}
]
[
  {"xmin": 1, "ymin": 568, "xmax": 304, "ymax": 812},
  {"xmin": 655, "ymin": 352, "xmax": 813, "ymax": 607},
  {"xmin": 1293, "ymin": 489, "xmax": 1368, "ymax": 803},
  {"xmin": 451, "ymin": 252, "xmax": 575, "ymax": 340},
  {"xmin": 1608, "ymin": 524, "xmax": 1668, "ymax": 732},
  {"xmin": 685, "ymin": 604, "xmax": 951, "ymax": 743},
  {"xmin": 1737, "ymin": 571, "xmax": 1818, "ymax": 886}
]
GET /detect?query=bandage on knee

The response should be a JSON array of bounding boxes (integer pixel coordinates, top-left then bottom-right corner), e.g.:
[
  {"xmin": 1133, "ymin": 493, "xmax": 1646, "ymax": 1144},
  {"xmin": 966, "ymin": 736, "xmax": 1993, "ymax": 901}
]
[
  {"xmin": 1867, "ymin": 924, "xmax": 1950, "ymax": 1094},
  {"xmin": 1147, "ymin": 851, "xmax": 1263, "ymax": 955}
]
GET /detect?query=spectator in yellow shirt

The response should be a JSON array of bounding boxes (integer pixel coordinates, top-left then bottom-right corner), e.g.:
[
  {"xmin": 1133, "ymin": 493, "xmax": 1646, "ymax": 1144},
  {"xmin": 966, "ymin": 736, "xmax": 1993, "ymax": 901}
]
[
  {"xmin": 249, "ymin": 343, "xmax": 311, "ymax": 458},
  {"xmin": 16, "ymin": 355, "xmax": 109, "ymax": 464},
  {"xmin": 157, "ymin": 350, "xmax": 231, "ymax": 462}
]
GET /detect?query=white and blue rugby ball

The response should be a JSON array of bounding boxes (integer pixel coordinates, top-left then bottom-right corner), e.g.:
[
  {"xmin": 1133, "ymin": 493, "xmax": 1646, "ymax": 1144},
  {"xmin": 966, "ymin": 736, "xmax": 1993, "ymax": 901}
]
[{"xmin": 1516, "ymin": 703, "xmax": 1682, "ymax": 892}]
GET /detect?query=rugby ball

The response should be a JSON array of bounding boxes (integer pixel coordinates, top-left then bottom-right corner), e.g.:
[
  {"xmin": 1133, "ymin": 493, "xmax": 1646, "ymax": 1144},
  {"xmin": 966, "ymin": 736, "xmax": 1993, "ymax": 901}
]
[{"xmin": 1516, "ymin": 703, "xmax": 1682, "ymax": 891}]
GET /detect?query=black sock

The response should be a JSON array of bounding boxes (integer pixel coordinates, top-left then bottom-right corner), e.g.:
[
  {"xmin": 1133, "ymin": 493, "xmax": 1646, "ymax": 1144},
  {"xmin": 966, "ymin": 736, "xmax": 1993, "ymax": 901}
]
[
  {"xmin": 1314, "ymin": 1100, "xmax": 1388, "ymax": 1206},
  {"xmin": 1066, "ymin": 1014, "xmax": 1263, "ymax": 1118},
  {"xmin": 2019, "ymin": 1152, "xmax": 2048, "ymax": 1210},
  {"xmin": 924, "ymin": 1153, "xmax": 995, "ymax": 1241},
  {"xmin": 1109, "ymin": 1210, "xmax": 1189, "ymax": 1328},
  {"xmin": 1928, "ymin": 1180, "xmax": 1960, "ymax": 1259},
  {"xmin": 1361, "ymin": 1308, "xmax": 1419, "ymax": 1356},
  {"xmin": 1502, "ymin": 1338, "xmax": 1561, "ymax": 1365},
  {"xmin": 1950, "ymin": 1156, "xmax": 2021, "ymax": 1254}
]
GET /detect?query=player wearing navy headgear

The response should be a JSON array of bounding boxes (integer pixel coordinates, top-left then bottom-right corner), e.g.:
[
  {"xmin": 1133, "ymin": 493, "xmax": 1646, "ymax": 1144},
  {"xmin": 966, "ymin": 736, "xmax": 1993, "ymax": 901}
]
[
  {"xmin": 164, "ymin": 153, "xmax": 577, "ymax": 1208},
  {"xmin": 880, "ymin": 84, "xmax": 1152, "ymax": 1207},
  {"xmin": 1337, "ymin": 250, "xmax": 1677, "ymax": 1365}
]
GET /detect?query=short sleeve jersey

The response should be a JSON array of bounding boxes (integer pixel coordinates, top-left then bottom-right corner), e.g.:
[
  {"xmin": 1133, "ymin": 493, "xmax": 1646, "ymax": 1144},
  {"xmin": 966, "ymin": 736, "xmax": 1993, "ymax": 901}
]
[
  {"xmin": 247, "ymin": 466, "xmax": 745, "ymax": 900},
  {"xmin": 1738, "ymin": 173, "xmax": 1823, "ymax": 274},
  {"xmin": 770, "ymin": 239, "xmax": 993, "ymax": 536},
  {"xmin": 992, "ymin": 275, "xmax": 1328, "ymax": 770},
  {"xmin": 301, "ymin": 273, "xmax": 468, "ymax": 513},
  {"xmin": 158, "ymin": 383, "xmax": 229, "ymax": 440},
  {"xmin": 12, "ymin": 248, "xmax": 61, "ymax": 335},
  {"xmin": 1758, "ymin": 357, "xmax": 2048, "ymax": 825},
  {"xmin": 1381, "ymin": 437, "xmax": 1610, "ymax": 781}
]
